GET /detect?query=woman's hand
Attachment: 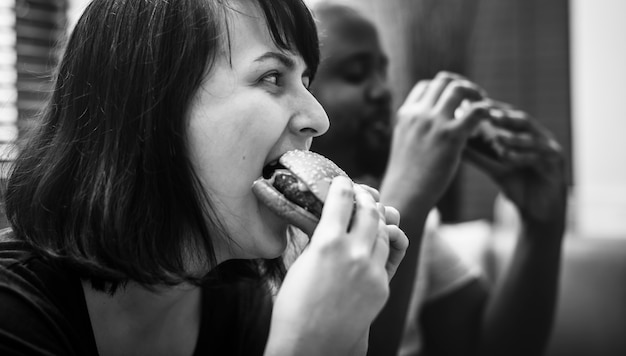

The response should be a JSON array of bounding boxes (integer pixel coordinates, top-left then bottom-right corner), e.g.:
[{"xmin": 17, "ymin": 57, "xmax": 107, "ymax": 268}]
[
  {"xmin": 266, "ymin": 177, "xmax": 408, "ymax": 356},
  {"xmin": 359, "ymin": 183, "xmax": 406, "ymax": 281}
]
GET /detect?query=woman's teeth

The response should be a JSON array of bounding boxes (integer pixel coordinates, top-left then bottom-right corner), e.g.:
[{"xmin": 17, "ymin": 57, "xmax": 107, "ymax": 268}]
[{"xmin": 262, "ymin": 160, "xmax": 283, "ymax": 179}]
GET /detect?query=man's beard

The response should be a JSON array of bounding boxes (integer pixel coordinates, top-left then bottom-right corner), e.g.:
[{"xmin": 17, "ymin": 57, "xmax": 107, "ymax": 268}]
[{"xmin": 355, "ymin": 122, "xmax": 391, "ymax": 179}]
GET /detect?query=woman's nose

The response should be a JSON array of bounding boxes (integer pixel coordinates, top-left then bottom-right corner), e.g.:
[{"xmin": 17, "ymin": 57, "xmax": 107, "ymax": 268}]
[{"xmin": 289, "ymin": 90, "xmax": 330, "ymax": 138}]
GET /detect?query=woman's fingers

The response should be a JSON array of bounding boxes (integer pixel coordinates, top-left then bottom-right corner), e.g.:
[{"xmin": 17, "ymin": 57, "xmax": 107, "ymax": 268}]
[
  {"xmin": 371, "ymin": 204, "xmax": 406, "ymax": 280},
  {"xmin": 383, "ymin": 205, "xmax": 400, "ymax": 226},
  {"xmin": 370, "ymin": 223, "xmax": 408, "ymax": 281},
  {"xmin": 383, "ymin": 225, "xmax": 408, "ymax": 280},
  {"xmin": 349, "ymin": 185, "xmax": 381, "ymax": 246},
  {"xmin": 314, "ymin": 176, "xmax": 355, "ymax": 242},
  {"xmin": 358, "ymin": 183, "xmax": 380, "ymax": 202},
  {"xmin": 371, "ymin": 219, "xmax": 390, "ymax": 271},
  {"xmin": 347, "ymin": 185, "xmax": 406, "ymax": 274},
  {"xmin": 316, "ymin": 179, "xmax": 403, "ymax": 252}
]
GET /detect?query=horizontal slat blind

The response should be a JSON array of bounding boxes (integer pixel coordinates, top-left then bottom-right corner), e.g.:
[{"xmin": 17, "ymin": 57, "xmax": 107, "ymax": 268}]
[
  {"xmin": 0, "ymin": 0, "xmax": 66, "ymax": 228},
  {"xmin": 0, "ymin": 1, "xmax": 17, "ymax": 178},
  {"xmin": 0, "ymin": 1, "xmax": 16, "ymax": 228},
  {"xmin": 16, "ymin": 0, "xmax": 66, "ymax": 135}
]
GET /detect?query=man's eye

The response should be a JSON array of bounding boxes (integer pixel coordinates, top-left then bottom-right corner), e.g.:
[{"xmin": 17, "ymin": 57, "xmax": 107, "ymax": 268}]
[{"xmin": 341, "ymin": 62, "xmax": 368, "ymax": 84}]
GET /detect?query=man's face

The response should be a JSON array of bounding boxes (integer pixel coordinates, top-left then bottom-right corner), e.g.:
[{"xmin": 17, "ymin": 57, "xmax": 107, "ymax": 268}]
[{"xmin": 310, "ymin": 11, "xmax": 392, "ymax": 179}]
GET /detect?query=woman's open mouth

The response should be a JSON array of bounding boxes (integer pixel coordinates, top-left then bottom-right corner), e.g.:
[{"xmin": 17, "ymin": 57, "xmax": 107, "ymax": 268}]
[{"xmin": 259, "ymin": 160, "xmax": 323, "ymax": 218}]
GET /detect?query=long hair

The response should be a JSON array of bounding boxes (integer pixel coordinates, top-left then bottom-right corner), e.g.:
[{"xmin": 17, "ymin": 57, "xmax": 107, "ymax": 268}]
[{"xmin": 5, "ymin": 0, "xmax": 319, "ymax": 291}]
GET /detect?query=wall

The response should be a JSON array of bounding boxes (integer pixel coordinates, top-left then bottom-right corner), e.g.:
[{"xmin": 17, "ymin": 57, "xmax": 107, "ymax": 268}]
[
  {"xmin": 67, "ymin": 0, "xmax": 89, "ymax": 31},
  {"xmin": 570, "ymin": 0, "xmax": 626, "ymax": 238},
  {"xmin": 463, "ymin": 0, "xmax": 572, "ymax": 221}
]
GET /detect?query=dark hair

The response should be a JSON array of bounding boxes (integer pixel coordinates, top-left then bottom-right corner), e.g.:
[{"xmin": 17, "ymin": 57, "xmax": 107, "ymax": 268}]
[{"xmin": 5, "ymin": 0, "xmax": 319, "ymax": 291}]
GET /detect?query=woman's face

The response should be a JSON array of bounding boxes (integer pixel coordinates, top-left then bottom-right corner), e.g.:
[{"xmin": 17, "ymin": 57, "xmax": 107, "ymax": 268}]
[{"xmin": 187, "ymin": 2, "xmax": 329, "ymax": 262}]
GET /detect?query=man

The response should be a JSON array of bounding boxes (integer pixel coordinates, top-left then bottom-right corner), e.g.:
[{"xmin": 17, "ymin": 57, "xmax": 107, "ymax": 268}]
[{"xmin": 308, "ymin": 2, "xmax": 568, "ymax": 355}]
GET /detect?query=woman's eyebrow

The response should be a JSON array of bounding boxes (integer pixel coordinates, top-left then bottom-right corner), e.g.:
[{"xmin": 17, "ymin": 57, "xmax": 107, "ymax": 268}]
[{"xmin": 254, "ymin": 51, "xmax": 295, "ymax": 70}]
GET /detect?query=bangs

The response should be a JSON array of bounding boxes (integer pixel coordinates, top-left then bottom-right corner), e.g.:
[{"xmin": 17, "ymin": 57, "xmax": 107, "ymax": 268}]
[{"xmin": 255, "ymin": 0, "xmax": 320, "ymax": 80}]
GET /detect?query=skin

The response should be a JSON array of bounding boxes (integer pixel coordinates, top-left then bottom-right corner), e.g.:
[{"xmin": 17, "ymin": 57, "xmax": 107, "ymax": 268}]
[
  {"xmin": 310, "ymin": 4, "xmax": 566, "ymax": 356},
  {"xmin": 82, "ymin": 2, "xmax": 409, "ymax": 356},
  {"xmin": 186, "ymin": 2, "xmax": 328, "ymax": 263},
  {"xmin": 310, "ymin": 5, "xmax": 392, "ymax": 181}
]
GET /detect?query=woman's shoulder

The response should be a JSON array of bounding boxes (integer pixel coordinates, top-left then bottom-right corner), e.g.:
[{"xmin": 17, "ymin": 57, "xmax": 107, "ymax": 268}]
[
  {"xmin": 0, "ymin": 227, "xmax": 97, "ymax": 355},
  {"xmin": 0, "ymin": 227, "xmax": 81, "ymax": 310},
  {"xmin": 0, "ymin": 227, "xmax": 37, "ymax": 269}
]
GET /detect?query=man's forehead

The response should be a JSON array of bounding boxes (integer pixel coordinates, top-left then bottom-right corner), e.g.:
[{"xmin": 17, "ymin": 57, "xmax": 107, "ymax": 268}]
[
  {"xmin": 318, "ymin": 19, "xmax": 381, "ymax": 59},
  {"xmin": 318, "ymin": 11, "xmax": 378, "ymax": 51},
  {"xmin": 317, "ymin": 6, "xmax": 376, "ymax": 38}
]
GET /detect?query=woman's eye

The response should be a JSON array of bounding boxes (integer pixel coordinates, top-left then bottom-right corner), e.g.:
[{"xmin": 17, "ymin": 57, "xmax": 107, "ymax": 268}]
[{"xmin": 261, "ymin": 72, "xmax": 280, "ymax": 86}]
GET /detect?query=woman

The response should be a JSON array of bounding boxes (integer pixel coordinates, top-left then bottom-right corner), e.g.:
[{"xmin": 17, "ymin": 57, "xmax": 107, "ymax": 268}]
[{"xmin": 0, "ymin": 1, "xmax": 408, "ymax": 355}]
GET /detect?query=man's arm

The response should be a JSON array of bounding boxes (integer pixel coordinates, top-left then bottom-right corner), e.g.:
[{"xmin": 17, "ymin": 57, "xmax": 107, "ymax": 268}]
[
  {"xmin": 477, "ymin": 219, "xmax": 564, "ymax": 356},
  {"xmin": 420, "ymin": 223, "xmax": 564, "ymax": 356},
  {"xmin": 367, "ymin": 72, "xmax": 489, "ymax": 356},
  {"xmin": 421, "ymin": 103, "xmax": 567, "ymax": 356},
  {"xmin": 367, "ymin": 190, "xmax": 430, "ymax": 356},
  {"xmin": 420, "ymin": 278, "xmax": 488, "ymax": 356}
]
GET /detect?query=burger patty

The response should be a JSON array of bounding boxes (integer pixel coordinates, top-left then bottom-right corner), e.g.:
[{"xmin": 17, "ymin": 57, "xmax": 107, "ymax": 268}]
[
  {"xmin": 273, "ymin": 173, "xmax": 324, "ymax": 218},
  {"xmin": 467, "ymin": 135, "xmax": 500, "ymax": 160}
]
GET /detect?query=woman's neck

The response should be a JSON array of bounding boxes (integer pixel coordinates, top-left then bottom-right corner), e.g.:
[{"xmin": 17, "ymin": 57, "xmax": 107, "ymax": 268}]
[{"xmin": 82, "ymin": 281, "xmax": 202, "ymax": 356}]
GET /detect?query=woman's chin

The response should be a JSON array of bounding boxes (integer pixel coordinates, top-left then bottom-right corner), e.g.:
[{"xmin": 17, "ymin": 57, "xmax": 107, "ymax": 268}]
[
  {"xmin": 215, "ymin": 234, "xmax": 287, "ymax": 262},
  {"xmin": 225, "ymin": 215, "xmax": 290, "ymax": 261},
  {"xmin": 254, "ymin": 204, "xmax": 292, "ymax": 258},
  {"xmin": 256, "ymin": 223, "xmax": 290, "ymax": 259}
]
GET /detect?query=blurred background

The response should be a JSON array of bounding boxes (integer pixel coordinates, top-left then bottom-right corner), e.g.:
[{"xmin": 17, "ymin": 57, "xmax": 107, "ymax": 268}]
[{"xmin": 0, "ymin": 0, "xmax": 624, "ymax": 355}]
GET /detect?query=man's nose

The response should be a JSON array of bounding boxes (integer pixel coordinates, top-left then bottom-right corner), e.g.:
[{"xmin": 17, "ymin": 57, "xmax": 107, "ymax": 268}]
[{"xmin": 366, "ymin": 72, "xmax": 392, "ymax": 105}]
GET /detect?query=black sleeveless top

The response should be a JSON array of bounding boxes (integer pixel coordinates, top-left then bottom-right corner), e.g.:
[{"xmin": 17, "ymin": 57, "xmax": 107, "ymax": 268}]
[{"xmin": 0, "ymin": 229, "xmax": 272, "ymax": 355}]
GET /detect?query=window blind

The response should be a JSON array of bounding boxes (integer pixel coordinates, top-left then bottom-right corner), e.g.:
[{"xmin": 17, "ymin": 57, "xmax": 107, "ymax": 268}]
[
  {"xmin": 0, "ymin": 1, "xmax": 17, "ymax": 178},
  {"xmin": 0, "ymin": 0, "xmax": 67, "ymax": 228},
  {"xmin": 16, "ymin": 0, "xmax": 67, "ymax": 135}
]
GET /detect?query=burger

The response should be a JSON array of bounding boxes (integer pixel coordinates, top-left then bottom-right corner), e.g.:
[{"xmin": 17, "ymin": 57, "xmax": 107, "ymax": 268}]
[
  {"xmin": 466, "ymin": 120, "xmax": 505, "ymax": 161},
  {"xmin": 457, "ymin": 98, "xmax": 507, "ymax": 162},
  {"xmin": 252, "ymin": 150, "xmax": 350, "ymax": 236}
]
